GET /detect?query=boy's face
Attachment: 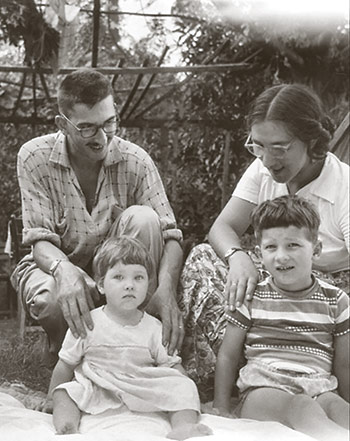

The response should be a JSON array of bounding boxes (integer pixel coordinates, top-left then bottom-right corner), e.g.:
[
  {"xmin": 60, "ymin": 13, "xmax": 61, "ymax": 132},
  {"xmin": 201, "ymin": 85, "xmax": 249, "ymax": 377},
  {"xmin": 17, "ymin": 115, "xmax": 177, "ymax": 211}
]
[
  {"xmin": 258, "ymin": 226, "xmax": 321, "ymax": 291},
  {"xmin": 98, "ymin": 262, "xmax": 149, "ymax": 312}
]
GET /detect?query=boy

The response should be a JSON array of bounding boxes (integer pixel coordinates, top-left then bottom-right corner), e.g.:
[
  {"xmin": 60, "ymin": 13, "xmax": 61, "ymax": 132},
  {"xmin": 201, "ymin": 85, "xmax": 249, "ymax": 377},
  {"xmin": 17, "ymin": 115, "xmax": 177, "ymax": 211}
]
[{"xmin": 213, "ymin": 195, "xmax": 349, "ymax": 441}]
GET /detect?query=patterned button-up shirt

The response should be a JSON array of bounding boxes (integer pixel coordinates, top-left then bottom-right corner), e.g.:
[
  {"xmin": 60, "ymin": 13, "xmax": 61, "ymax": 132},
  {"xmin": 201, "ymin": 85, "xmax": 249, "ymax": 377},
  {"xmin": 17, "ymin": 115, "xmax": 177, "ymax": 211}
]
[{"xmin": 17, "ymin": 131, "xmax": 182, "ymax": 269}]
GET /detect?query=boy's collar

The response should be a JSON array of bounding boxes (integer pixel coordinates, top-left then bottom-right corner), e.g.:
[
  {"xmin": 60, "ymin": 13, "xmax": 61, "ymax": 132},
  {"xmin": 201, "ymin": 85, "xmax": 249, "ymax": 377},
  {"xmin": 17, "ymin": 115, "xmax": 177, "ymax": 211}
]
[{"xmin": 268, "ymin": 274, "xmax": 317, "ymax": 298}]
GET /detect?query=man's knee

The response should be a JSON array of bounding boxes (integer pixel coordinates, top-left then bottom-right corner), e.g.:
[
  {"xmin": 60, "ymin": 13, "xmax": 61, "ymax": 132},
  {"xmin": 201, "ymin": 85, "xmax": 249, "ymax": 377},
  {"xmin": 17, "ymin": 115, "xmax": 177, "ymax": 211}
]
[
  {"xmin": 22, "ymin": 272, "xmax": 58, "ymax": 320},
  {"xmin": 29, "ymin": 289, "xmax": 61, "ymax": 322},
  {"xmin": 121, "ymin": 205, "xmax": 160, "ymax": 230}
]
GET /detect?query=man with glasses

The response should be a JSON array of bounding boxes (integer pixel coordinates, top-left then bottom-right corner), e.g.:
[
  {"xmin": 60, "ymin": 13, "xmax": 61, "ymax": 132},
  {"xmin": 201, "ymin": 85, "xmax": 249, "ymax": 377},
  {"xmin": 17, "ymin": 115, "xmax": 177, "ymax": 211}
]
[{"xmin": 12, "ymin": 69, "xmax": 184, "ymax": 366}]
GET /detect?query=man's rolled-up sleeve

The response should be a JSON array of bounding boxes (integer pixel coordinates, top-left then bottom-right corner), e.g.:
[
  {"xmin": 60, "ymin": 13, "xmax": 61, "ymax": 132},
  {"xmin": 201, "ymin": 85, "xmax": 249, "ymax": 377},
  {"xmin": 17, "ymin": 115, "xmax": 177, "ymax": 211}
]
[{"xmin": 17, "ymin": 145, "xmax": 62, "ymax": 248}]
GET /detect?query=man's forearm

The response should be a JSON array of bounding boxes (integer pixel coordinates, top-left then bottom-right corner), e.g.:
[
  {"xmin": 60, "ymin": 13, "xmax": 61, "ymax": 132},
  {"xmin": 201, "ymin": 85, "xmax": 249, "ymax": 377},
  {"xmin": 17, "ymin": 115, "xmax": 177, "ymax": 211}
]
[
  {"xmin": 33, "ymin": 240, "xmax": 70, "ymax": 274},
  {"xmin": 157, "ymin": 239, "xmax": 183, "ymax": 290}
]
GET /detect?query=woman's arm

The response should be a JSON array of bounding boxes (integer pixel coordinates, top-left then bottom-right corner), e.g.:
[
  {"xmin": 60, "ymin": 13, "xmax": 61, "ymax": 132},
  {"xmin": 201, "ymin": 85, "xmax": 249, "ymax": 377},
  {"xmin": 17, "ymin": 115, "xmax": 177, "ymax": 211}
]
[
  {"xmin": 333, "ymin": 332, "xmax": 350, "ymax": 402},
  {"xmin": 208, "ymin": 196, "xmax": 258, "ymax": 308},
  {"xmin": 213, "ymin": 322, "xmax": 246, "ymax": 415}
]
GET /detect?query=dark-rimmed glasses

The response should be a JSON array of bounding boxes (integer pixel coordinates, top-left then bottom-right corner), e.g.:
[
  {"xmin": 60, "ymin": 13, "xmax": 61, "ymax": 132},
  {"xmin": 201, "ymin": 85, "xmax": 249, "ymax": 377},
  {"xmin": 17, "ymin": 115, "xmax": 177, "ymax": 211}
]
[
  {"xmin": 244, "ymin": 134, "xmax": 294, "ymax": 159},
  {"xmin": 60, "ymin": 108, "xmax": 119, "ymax": 139}
]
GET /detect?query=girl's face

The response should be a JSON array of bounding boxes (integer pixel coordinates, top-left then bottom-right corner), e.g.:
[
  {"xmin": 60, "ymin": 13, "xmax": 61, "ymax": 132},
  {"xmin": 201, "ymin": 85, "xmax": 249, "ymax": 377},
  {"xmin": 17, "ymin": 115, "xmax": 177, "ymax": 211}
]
[
  {"xmin": 251, "ymin": 121, "xmax": 313, "ymax": 187},
  {"xmin": 98, "ymin": 262, "xmax": 149, "ymax": 312}
]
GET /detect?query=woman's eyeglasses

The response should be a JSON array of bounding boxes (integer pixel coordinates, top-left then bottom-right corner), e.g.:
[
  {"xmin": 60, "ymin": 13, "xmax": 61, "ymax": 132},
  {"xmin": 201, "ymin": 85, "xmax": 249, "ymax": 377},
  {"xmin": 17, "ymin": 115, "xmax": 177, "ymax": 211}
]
[{"xmin": 244, "ymin": 134, "xmax": 293, "ymax": 159}]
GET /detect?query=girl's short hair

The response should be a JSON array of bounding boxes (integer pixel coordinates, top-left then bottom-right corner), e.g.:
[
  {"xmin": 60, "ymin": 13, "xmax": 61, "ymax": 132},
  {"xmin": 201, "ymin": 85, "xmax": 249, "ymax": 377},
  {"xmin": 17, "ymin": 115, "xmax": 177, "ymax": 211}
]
[
  {"xmin": 58, "ymin": 68, "xmax": 114, "ymax": 116},
  {"xmin": 251, "ymin": 195, "xmax": 320, "ymax": 243},
  {"xmin": 92, "ymin": 236, "xmax": 154, "ymax": 283},
  {"xmin": 247, "ymin": 84, "xmax": 335, "ymax": 160}
]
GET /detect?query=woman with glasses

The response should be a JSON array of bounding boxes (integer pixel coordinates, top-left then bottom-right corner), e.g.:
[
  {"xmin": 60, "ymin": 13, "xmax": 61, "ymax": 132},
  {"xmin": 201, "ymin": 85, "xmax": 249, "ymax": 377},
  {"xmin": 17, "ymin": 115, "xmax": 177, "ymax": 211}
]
[
  {"xmin": 178, "ymin": 83, "xmax": 349, "ymax": 403},
  {"xmin": 11, "ymin": 69, "xmax": 185, "ymax": 368}
]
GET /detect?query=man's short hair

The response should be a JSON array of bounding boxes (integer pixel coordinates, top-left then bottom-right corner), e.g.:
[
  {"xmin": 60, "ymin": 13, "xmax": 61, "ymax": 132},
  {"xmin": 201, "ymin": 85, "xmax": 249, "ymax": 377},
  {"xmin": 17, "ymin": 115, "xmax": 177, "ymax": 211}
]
[
  {"xmin": 58, "ymin": 68, "xmax": 114, "ymax": 116},
  {"xmin": 251, "ymin": 195, "xmax": 320, "ymax": 243},
  {"xmin": 92, "ymin": 236, "xmax": 154, "ymax": 283}
]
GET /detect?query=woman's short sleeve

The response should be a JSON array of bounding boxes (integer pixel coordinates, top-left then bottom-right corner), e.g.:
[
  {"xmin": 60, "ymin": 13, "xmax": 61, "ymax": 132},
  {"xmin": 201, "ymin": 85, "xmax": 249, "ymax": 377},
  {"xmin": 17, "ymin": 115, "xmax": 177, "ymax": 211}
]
[{"xmin": 232, "ymin": 159, "xmax": 264, "ymax": 204}]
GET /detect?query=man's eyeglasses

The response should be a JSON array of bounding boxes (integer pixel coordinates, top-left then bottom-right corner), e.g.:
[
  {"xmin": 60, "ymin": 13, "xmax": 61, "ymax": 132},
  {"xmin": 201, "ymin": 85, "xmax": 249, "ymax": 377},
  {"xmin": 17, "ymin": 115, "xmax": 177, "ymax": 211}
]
[
  {"xmin": 60, "ymin": 111, "xmax": 119, "ymax": 139},
  {"xmin": 244, "ymin": 134, "xmax": 293, "ymax": 159}
]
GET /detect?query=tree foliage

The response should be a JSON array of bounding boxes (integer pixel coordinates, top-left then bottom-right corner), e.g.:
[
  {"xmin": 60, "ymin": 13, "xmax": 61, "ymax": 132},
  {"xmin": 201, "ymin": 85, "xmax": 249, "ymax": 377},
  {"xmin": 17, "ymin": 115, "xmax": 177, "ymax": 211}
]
[
  {"xmin": 0, "ymin": 0, "xmax": 348, "ymax": 244},
  {"xmin": 167, "ymin": 0, "xmax": 349, "ymax": 242},
  {"xmin": 0, "ymin": 0, "xmax": 59, "ymax": 67}
]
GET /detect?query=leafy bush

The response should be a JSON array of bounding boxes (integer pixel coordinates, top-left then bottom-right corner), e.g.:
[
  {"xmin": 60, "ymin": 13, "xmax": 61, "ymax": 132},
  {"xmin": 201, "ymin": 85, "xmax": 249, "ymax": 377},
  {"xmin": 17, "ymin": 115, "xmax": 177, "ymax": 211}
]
[
  {"xmin": 0, "ymin": 123, "xmax": 56, "ymax": 241},
  {"xmin": 0, "ymin": 0, "xmax": 348, "ymax": 245}
]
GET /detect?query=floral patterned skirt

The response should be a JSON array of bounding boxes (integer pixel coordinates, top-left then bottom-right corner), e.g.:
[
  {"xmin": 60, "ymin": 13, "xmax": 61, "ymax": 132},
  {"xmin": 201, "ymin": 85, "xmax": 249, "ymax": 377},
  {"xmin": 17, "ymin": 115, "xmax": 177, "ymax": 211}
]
[{"xmin": 177, "ymin": 243, "xmax": 349, "ymax": 403}]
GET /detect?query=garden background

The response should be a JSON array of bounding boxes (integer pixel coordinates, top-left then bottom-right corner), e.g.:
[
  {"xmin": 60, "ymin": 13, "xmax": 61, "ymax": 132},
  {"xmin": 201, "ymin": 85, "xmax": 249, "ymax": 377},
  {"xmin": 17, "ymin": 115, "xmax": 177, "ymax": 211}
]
[{"xmin": 0, "ymin": 0, "xmax": 348, "ymax": 391}]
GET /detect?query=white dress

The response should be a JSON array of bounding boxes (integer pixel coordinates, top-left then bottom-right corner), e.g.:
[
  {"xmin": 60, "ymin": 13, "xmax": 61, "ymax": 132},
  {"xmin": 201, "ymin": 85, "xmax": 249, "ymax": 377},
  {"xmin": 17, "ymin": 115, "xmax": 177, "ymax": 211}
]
[{"xmin": 56, "ymin": 308, "xmax": 200, "ymax": 415}]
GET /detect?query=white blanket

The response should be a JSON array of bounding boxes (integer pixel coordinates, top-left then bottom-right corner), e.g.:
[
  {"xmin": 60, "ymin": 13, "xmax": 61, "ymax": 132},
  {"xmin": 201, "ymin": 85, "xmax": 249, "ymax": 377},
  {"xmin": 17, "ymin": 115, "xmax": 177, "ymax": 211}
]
[{"xmin": 0, "ymin": 392, "xmax": 316, "ymax": 441}]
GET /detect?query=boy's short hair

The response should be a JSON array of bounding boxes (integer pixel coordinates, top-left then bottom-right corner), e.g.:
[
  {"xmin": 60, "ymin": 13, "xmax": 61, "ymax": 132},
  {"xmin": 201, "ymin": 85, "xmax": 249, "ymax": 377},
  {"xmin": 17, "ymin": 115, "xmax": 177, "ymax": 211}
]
[
  {"xmin": 251, "ymin": 195, "xmax": 320, "ymax": 243},
  {"xmin": 58, "ymin": 68, "xmax": 114, "ymax": 116},
  {"xmin": 92, "ymin": 236, "xmax": 154, "ymax": 283}
]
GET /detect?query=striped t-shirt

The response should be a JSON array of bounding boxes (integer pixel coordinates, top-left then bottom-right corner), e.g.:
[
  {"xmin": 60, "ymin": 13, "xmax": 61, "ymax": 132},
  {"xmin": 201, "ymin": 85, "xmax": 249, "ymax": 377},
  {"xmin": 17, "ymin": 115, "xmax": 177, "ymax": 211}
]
[{"xmin": 225, "ymin": 277, "xmax": 349, "ymax": 374}]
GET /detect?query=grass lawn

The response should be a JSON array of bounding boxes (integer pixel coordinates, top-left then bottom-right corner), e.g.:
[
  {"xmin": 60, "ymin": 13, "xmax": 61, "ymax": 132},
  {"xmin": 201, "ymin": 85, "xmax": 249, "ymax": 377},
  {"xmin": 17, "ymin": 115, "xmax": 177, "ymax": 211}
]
[{"xmin": 0, "ymin": 318, "xmax": 52, "ymax": 393}]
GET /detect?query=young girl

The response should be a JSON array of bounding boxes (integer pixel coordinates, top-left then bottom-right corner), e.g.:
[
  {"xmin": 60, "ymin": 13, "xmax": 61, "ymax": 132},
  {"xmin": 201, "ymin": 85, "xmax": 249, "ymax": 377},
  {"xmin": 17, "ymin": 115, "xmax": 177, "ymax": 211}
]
[{"xmin": 48, "ymin": 236, "xmax": 212, "ymax": 440}]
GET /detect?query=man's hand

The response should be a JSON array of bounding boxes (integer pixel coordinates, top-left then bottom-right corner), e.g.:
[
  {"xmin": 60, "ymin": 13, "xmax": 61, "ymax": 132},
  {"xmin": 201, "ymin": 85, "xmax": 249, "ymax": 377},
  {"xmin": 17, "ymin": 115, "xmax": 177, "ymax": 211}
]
[
  {"xmin": 54, "ymin": 261, "xmax": 99, "ymax": 338},
  {"xmin": 225, "ymin": 252, "xmax": 258, "ymax": 310},
  {"xmin": 146, "ymin": 285, "xmax": 184, "ymax": 356}
]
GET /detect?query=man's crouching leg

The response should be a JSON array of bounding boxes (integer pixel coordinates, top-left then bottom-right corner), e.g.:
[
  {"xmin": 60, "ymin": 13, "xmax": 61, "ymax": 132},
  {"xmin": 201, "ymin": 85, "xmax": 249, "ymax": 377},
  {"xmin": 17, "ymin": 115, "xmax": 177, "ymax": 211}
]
[
  {"xmin": 23, "ymin": 268, "xmax": 67, "ymax": 367},
  {"xmin": 109, "ymin": 205, "xmax": 164, "ymax": 295}
]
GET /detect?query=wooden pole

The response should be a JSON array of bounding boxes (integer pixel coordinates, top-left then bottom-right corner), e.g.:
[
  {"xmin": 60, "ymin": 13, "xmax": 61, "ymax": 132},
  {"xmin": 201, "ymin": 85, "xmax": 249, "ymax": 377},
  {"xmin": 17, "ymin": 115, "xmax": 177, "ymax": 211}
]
[
  {"xmin": 119, "ymin": 58, "xmax": 149, "ymax": 118},
  {"xmin": 171, "ymin": 129, "xmax": 179, "ymax": 202},
  {"xmin": 11, "ymin": 72, "xmax": 27, "ymax": 116},
  {"xmin": 0, "ymin": 116, "xmax": 237, "ymax": 129},
  {"xmin": 160, "ymin": 127, "xmax": 169, "ymax": 175},
  {"xmin": 221, "ymin": 130, "xmax": 231, "ymax": 209},
  {"xmin": 92, "ymin": 0, "xmax": 100, "ymax": 67},
  {"xmin": 125, "ymin": 46, "xmax": 169, "ymax": 119},
  {"xmin": 133, "ymin": 40, "xmax": 232, "ymax": 119},
  {"xmin": 0, "ymin": 63, "xmax": 251, "ymax": 75}
]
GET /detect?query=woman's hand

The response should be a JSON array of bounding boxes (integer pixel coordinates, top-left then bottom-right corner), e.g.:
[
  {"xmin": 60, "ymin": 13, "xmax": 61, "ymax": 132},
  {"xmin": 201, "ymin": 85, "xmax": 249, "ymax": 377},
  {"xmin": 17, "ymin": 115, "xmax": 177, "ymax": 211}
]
[
  {"xmin": 208, "ymin": 196, "xmax": 259, "ymax": 309},
  {"xmin": 225, "ymin": 251, "xmax": 258, "ymax": 310}
]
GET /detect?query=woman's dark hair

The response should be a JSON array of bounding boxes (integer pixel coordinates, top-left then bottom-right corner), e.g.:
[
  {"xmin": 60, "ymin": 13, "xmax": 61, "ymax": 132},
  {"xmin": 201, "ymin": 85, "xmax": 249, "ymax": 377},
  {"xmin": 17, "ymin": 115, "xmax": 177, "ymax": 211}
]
[
  {"xmin": 58, "ymin": 68, "xmax": 114, "ymax": 116},
  {"xmin": 247, "ymin": 84, "xmax": 335, "ymax": 160}
]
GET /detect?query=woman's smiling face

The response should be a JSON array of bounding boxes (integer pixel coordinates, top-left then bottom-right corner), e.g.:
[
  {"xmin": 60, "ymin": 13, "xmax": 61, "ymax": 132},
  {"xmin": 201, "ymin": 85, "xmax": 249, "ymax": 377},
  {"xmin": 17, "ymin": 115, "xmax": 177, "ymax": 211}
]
[{"xmin": 251, "ymin": 120, "xmax": 313, "ymax": 187}]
